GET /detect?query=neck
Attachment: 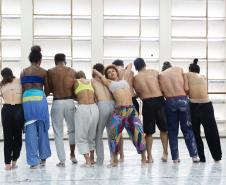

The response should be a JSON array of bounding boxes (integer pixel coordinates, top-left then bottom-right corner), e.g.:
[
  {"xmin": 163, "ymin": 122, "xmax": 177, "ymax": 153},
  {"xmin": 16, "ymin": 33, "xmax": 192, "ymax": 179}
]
[{"xmin": 31, "ymin": 63, "xmax": 40, "ymax": 67}]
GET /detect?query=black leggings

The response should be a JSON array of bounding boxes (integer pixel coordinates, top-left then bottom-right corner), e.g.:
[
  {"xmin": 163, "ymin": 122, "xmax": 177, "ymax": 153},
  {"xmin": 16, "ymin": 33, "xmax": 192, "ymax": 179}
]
[
  {"xmin": 190, "ymin": 102, "xmax": 222, "ymax": 162},
  {"xmin": 132, "ymin": 97, "xmax": 140, "ymax": 114},
  {"xmin": 1, "ymin": 104, "xmax": 24, "ymax": 164}
]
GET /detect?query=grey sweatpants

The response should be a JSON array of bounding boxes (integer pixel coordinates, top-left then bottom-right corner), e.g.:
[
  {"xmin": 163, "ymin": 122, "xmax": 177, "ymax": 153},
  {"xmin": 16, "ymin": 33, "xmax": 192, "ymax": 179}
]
[
  {"xmin": 95, "ymin": 101, "xmax": 114, "ymax": 164},
  {"xmin": 75, "ymin": 104, "xmax": 99, "ymax": 155},
  {"xmin": 51, "ymin": 99, "xmax": 76, "ymax": 162}
]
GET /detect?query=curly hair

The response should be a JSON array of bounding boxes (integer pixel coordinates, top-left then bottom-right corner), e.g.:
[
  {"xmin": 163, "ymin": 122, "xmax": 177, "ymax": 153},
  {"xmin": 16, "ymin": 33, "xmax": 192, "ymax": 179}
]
[{"xmin": 104, "ymin": 65, "xmax": 119, "ymax": 79}]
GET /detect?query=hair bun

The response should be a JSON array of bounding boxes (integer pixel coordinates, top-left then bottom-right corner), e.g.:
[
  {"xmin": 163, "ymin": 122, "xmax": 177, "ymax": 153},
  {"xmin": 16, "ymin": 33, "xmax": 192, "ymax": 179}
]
[
  {"xmin": 193, "ymin": 58, "xmax": 198, "ymax": 65},
  {"xmin": 31, "ymin": 45, "xmax": 41, "ymax": 53}
]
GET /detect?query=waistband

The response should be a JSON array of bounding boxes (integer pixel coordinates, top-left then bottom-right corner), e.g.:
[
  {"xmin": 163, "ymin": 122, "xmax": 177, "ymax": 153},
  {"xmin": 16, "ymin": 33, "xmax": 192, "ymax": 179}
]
[
  {"xmin": 142, "ymin": 96, "xmax": 164, "ymax": 102},
  {"xmin": 53, "ymin": 96, "xmax": 74, "ymax": 101},
  {"xmin": 3, "ymin": 104, "xmax": 22, "ymax": 106},
  {"xmin": 189, "ymin": 98, "xmax": 210, "ymax": 103},
  {"xmin": 165, "ymin": 95, "xmax": 187, "ymax": 100},
  {"xmin": 115, "ymin": 105, "xmax": 134, "ymax": 109}
]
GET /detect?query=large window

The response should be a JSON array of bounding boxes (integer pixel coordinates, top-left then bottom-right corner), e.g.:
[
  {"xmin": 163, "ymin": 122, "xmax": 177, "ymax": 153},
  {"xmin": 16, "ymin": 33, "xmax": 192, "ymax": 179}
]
[
  {"xmin": 33, "ymin": 0, "xmax": 92, "ymax": 77},
  {"xmin": 0, "ymin": 0, "xmax": 21, "ymax": 77},
  {"xmin": 103, "ymin": 0, "xmax": 160, "ymax": 69}
]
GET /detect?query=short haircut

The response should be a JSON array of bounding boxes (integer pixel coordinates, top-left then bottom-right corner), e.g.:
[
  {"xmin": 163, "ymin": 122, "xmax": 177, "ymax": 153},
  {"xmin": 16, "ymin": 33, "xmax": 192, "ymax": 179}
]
[
  {"xmin": 54, "ymin": 53, "xmax": 66, "ymax": 65},
  {"xmin": 134, "ymin": 58, "xmax": 146, "ymax": 71},
  {"xmin": 189, "ymin": 58, "xmax": 200, "ymax": 73},
  {"xmin": 162, "ymin": 61, "xmax": 172, "ymax": 71},
  {"xmin": 76, "ymin": 70, "xmax": 86, "ymax": 79},
  {"xmin": 93, "ymin": 63, "xmax": 105, "ymax": 75},
  {"xmin": 112, "ymin": 59, "xmax": 124, "ymax": 67},
  {"xmin": 104, "ymin": 65, "xmax": 119, "ymax": 79}
]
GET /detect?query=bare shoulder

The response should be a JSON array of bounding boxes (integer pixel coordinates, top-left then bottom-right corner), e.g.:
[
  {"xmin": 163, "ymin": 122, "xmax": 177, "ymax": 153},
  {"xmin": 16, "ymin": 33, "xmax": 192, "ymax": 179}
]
[{"xmin": 67, "ymin": 67, "xmax": 76, "ymax": 74}]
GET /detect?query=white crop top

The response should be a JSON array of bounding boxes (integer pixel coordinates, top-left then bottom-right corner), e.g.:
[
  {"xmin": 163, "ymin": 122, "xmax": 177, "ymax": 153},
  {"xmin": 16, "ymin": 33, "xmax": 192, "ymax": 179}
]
[{"xmin": 109, "ymin": 80, "xmax": 129, "ymax": 93}]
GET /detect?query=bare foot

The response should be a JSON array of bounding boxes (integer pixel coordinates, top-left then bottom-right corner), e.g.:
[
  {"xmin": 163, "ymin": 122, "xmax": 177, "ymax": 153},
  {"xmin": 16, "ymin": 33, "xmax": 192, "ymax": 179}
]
[
  {"xmin": 107, "ymin": 162, "xmax": 118, "ymax": 168},
  {"xmin": 80, "ymin": 163, "xmax": 92, "ymax": 168},
  {"xmin": 146, "ymin": 159, "xmax": 154, "ymax": 163},
  {"xmin": 5, "ymin": 164, "xmax": 11, "ymax": 170},
  {"xmin": 119, "ymin": 157, "xmax": 124, "ymax": 162},
  {"xmin": 146, "ymin": 156, "xmax": 154, "ymax": 163},
  {"xmin": 161, "ymin": 153, "xmax": 168, "ymax": 162},
  {"xmin": 173, "ymin": 159, "xmax": 180, "ymax": 163},
  {"xmin": 12, "ymin": 161, "xmax": 18, "ymax": 169}
]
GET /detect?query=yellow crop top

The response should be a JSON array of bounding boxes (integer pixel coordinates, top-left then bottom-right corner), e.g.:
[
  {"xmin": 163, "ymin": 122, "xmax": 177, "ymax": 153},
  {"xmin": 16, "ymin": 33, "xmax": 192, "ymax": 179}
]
[{"xmin": 74, "ymin": 79, "xmax": 94, "ymax": 94}]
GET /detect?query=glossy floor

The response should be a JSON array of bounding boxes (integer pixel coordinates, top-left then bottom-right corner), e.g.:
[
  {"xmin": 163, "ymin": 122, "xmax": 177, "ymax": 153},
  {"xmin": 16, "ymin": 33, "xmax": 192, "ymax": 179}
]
[{"xmin": 0, "ymin": 139, "xmax": 225, "ymax": 185}]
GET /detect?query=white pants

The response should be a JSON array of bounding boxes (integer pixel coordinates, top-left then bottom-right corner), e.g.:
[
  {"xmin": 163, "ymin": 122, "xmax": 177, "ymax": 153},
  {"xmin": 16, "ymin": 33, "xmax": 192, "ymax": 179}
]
[{"xmin": 75, "ymin": 104, "xmax": 99, "ymax": 155}]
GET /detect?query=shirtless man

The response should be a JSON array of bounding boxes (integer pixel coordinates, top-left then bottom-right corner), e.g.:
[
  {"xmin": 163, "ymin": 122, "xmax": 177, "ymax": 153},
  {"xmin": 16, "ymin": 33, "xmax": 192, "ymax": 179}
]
[
  {"xmin": 159, "ymin": 61, "xmax": 199, "ymax": 163},
  {"xmin": 92, "ymin": 63, "xmax": 114, "ymax": 165},
  {"xmin": 133, "ymin": 58, "xmax": 168, "ymax": 163},
  {"xmin": 185, "ymin": 59, "xmax": 222, "ymax": 162},
  {"xmin": 47, "ymin": 53, "xmax": 77, "ymax": 167}
]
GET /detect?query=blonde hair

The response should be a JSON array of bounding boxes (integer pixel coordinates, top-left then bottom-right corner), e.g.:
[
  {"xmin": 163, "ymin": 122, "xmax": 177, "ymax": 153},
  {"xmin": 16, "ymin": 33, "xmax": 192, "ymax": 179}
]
[{"xmin": 76, "ymin": 70, "xmax": 86, "ymax": 79}]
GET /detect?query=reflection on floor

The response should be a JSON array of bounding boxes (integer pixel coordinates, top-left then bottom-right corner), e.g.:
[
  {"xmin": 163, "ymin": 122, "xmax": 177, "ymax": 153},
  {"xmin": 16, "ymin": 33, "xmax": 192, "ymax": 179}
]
[{"xmin": 0, "ymin": 139, "xmax": 225, "ymax": 185}]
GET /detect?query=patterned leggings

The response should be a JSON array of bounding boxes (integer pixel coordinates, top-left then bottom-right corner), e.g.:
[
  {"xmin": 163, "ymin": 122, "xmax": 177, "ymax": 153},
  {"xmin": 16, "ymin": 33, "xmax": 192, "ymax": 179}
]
[{"xmin": 109, "ymin": 105, "xmax": 146, "ymax": 155}]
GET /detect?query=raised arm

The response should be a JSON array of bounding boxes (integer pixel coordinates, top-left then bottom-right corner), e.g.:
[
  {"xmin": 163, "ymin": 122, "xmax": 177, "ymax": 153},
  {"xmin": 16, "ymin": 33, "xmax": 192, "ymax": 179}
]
[
  {"xmin": 92, "ymin": 69, "xmax": 110, "ymax": 87},
  {"xmin": 183, "ymin": 72, "xmax": 189, "ymax": 95},
  {"xmin": 123, "ymin": 63, "xmax": 132, "ymax": 81}
]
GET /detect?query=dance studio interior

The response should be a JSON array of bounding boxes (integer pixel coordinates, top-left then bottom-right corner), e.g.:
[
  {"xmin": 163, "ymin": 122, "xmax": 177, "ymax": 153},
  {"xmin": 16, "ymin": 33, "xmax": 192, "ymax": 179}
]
[{"xmin": 0, "ymin": 0, "xmax": 226, "ymax": 184}]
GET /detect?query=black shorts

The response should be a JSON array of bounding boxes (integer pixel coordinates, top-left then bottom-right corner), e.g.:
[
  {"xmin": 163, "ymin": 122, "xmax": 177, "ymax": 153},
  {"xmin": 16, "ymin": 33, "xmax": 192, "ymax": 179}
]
[{"xmin": 142, "ymin": 96, "xmax": 167, "ymax": 134}]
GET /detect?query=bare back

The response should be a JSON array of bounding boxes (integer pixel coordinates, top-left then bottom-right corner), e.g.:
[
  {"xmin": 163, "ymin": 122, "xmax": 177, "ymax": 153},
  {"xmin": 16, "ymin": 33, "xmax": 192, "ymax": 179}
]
[
  {"xmin": 48, "ymin": 66, "xmax": 75, "ymax": 98},
  {"xmin": 186, "ymin": 72, "xmax": 209, "ymax": 100},
  {"xmin": 21, "ymin": 65, "xmax": 48, "ymax": 94},
  {"xmin": 92, "ymin": 78, "xmax": 113, "ymax": 101},
  {"xmin": 74, "ymin": 79, "xmax": 95, "ymax": 104},
  {"xmin": 134, "ymin": 69, "xmax": 163, "ymax": 99},
  {"xmin": 159, "ymin": 67, "xmax": 186, "ymax": 97}
]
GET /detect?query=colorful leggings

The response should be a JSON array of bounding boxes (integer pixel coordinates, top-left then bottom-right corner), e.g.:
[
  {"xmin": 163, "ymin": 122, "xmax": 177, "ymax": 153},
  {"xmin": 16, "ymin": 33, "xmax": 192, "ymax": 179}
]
[{"xmin": 109, "ymin": 105, "xmax": 146, "ymax": 155}]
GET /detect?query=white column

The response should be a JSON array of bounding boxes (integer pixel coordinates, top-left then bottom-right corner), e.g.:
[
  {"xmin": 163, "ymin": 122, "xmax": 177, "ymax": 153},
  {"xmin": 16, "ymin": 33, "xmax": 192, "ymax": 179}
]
[
  {"xmin": 91, "ymin": 0, "xmax": 103, "ymax": 64},
  {"xmin": 225, "ymin": 0, "xmax": 226, "ymax": 61},
  {"xmin": 159, "ymin": 0, "xmax": 171, "ymax": 65},
  {"xmin": 21, "ymin": 0, "xmax": 33, "ymax": 69}
]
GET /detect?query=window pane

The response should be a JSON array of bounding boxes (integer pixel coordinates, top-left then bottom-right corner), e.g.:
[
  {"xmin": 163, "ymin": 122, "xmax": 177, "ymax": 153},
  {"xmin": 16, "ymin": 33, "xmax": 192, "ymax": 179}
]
[
  {"xmin": 171, "ymin": 0, "xmax": 206, "ymax": 17},
  {"xmin": 141, "ymin": 41, "xmax": 159, "ymax": 59},
  {"xmin": 208, "ymin": 0, "xmax": 225, "ymax": 17},
  {"xmin": 1, "ymin": 18, "xmax": 21, "ymax": 36},
  {"xmin": 72, "ymin": 0, "xmax": 91, "ymax": 15},
  {"xmin": 141, "ymin": 20, "xmax": 159, "ymax": 37},
  {"xmin": 34, "ymin": 39, "xmax": 71, "ymax": 57},
  {"xmin": 73, "ymin": 20, "xmax": 91, "ymax": 37},
  {"xmin": 1, "ymin": 0, "xmax": 20, "ymax": 14},
  {"xmin": 72, "ymin": 40, "xmax": 91, "ymax": 59},
  {"xmin": 34, "ymin": 18, "xmax": 71, "ymax": 36},
  {"xmin": 104, "ymin": 19, "xmax": 139, "ymax": 36},
  {"xmin": 172, "ymin": 20, "xmax": 206, "ymax": 37},
  {"xmin": 104, "ymin": 0, "xmax": 139, "ymax": 15},
  {"xmin": 141, "ymin": 0, "xmax": 159, "ymax": 16},
  {"xmin": 208, "ymin": 20, "xmax": 225, "ymax": 38},
  {"xmin": 1, "ymin": 40, "xmax": 21, "ymax": 58},
  {"xmin": 172, "ymin": 41, "xmax": 206, "ymax": 58},
  {"xmin": 208, "ymin": 41, "xmax": 226, "ymax": 59},
  {"xmin": 34, "ymin": 0, "xmax": 71, "ymax": 14},
  {"xmin": 104, "ymin": 39, "xmax": 139, "ymax": 57}
]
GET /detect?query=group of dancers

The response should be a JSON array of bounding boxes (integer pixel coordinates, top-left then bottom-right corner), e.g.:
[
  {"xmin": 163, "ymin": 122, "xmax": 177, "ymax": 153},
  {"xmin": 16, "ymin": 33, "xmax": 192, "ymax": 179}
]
[{"xmin": 0, "ymin": 45, "xmax": 222, "ymax": 170}]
